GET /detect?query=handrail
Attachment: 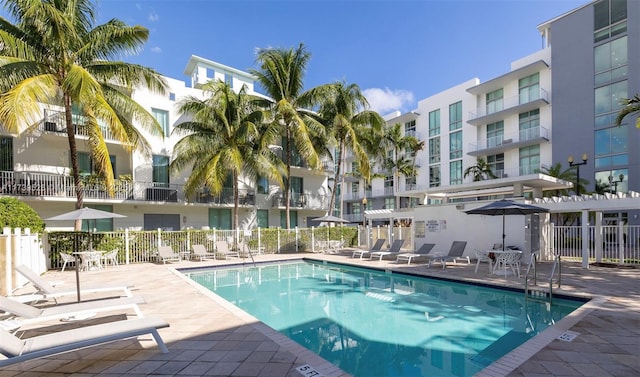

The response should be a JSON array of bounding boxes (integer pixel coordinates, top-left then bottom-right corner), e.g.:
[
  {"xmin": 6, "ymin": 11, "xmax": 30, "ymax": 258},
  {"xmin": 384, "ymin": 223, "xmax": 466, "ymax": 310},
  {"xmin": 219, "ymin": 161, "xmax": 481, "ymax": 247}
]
[{"xmin": 548, "ymin": 254, "xmax": 561, "ymax": 304}]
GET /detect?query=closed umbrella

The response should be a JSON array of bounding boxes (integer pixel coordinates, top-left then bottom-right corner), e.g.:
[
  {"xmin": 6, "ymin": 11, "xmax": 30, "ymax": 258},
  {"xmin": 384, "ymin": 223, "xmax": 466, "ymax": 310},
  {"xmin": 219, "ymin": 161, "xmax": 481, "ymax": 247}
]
[
  {"xmin": 46, "ymin": 207, "xmax": 126, "ymax": 302},
  {"xmin": 465, "ymin": 199, "xmax": 549, "ymax": 251}
]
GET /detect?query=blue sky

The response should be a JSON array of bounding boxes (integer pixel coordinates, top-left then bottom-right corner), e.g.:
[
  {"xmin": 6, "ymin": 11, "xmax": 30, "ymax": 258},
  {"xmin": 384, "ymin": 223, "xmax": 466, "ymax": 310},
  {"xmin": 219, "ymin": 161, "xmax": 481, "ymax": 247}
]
[{"xmin": 10, "ymin": 0, "xmax": 590, "ymax": 114}]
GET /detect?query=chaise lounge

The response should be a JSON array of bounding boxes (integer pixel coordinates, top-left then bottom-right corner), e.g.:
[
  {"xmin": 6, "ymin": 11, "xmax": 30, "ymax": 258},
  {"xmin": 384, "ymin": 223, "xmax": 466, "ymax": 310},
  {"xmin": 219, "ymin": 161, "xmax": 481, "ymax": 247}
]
[
  {"xmin": 395, "ymin": 243, "xmax": 436, "ymax": 264},
  {"xmin": 352, "ymin": 238, "xmax": 386, "ymax": 259},
  {"xmin": 427, "ymin": 241, "xmax": 469, "ymax": 269},
  {"xmin": 369, "ymin": 239, "xmax": 405, "ymax": 261}
]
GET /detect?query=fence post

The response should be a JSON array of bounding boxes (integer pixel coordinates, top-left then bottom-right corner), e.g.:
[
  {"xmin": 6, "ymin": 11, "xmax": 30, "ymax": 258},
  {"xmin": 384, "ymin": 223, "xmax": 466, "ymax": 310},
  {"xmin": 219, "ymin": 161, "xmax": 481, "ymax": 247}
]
[
  {"xmin": 311, "ymin": 227, "xmax": 315, "ymax": 253},
  {"xmin": 125, "ymin": 228, "xmax": 130, "ymax": 265},
  {"xmin": 618, "ymin": 222, "xmax": 625, "ymax": 265},
  {"xmin": 277, "ymin": 228, "xmax": 281, "ymax": 254},
  {"xmin": 581, "ymin": 210, "xmax": 589, "ymax": 269},
  {"xmin": 157, "ymin": 228, "xmax": 162, "ymax": 250},
  {"xmin": 1, "ymin": 227, "xmax": 11, "ymax": 295},
  {"xmin": 594, "ymin": 212, "xmax": 603, "ymax": 263},
  {"xmin": 257, "ymin": 227, "xmax": 261, "ymax": 253},
  {"xmin": 295, "ymin": 227, "xmax": 299, "ymax": 252}
]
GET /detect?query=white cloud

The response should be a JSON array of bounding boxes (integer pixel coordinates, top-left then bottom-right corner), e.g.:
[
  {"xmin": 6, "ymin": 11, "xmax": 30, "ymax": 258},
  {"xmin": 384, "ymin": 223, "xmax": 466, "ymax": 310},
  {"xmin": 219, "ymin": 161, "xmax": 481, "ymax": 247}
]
[
  {"xmin": 362, "ymin": 87, "xmax": 415, "ymax": 115},
  {"xmin": 150, "ymin": 46, "xmax": 162, "ymax": 53},
  {"xmin": 148, "ymin": 11, "xmax": 159, "ymax": 22}
]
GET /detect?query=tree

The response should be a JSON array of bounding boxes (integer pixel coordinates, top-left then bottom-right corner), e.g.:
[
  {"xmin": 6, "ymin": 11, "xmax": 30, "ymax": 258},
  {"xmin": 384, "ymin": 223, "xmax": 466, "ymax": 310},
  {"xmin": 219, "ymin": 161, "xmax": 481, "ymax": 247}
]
[
  {"xmin": 0, "ymin": 0, "xmax": 167, "ymax": 230},
  {"xmin": 615, "ymin": 94, "xmax": 640, "ymax": 128},
  {"xmin": 0, "ymin": 197, "xmax": 45, "ymax": 233},
  {"xmin": 314, "ymin": 81, "xmax": 385, "ymax": 217},
  {"xmin": 171, "ymin": 80, "xmax": 282, "ymax": 231},
  {"xmin": 536, "ymin": 162, "xmax": 586, "ymax": 197},
  {"xmin": 463, "ymin": 158, "xmax": 497, "ymax": 182},
  {"xmin": 250, "ymin": 43, "xmax": 325, "ymax": 229}
]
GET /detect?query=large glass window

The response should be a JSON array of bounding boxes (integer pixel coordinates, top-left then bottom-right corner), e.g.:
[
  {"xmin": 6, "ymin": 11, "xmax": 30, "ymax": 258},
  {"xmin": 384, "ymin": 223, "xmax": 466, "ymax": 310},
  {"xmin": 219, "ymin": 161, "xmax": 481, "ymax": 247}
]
[
  {"xmin": 595, "ymin": 80, "xmax": 627, "ymax": 128},
  {"xmin": 487, "ymin": 153, "xmax": 505, "ymax": 178},
  {"xmin": 384, "ymin": 197, "xmax": 395, "ymax": 210},
  {"xmin": 256, "ymin": 176, "xmax": 269, "ymax": 194},
  {"xmin": 594, "ymin": 0, "xmax": 627, "ymax": 42},
  {"xmin": 595, "ymin": 125, "xmax": 628, "ymax": 168},
  {"xmin": 519, "ymin": 73, "xmax": 540, "ymax": 104},
  {"xmin": 519, "ymin": 110, "xmax": 540, "ymax": 141},
  {"xmin": 449, "ymin": 101, "xmax": 462, "ymax": 131},
  {"xmin": 404, "ymin": 120, "xmax": 416, "ymax": 137},
  {"xmin": 257, "ymin": 209, "xmax": 269, "ymax": 228},
  {"xmin": 519, "ymin": 145, "xmax": 540, "ymax": 176},
  {"xmin": 151, "ymin": 108, "xmax": 170, "ymax": 137},
  {"xmin": 595, "ymin": 168, "xmax": 628, "ymax": 194},
  {"xmin": 450, "ymin": 160, "xmax": 462, "ymax": 185},
  {"xmin": 152, "ymin": 154, "xmax": 170, "ymax": 186},
  {"xmin": 486, "ymin": 89, "xmax": 503, "ymax": 114},
  {"xmin": 428, "ymin": 109, "xmax": 440, "ymax": 137},
  {"xmin": 486, "ymin": 121, "xmax": 504, "ymax": 148},
  {"xmin": 77, "ymin": 152, "xmax": 116, "ymax": 177},
  {"xmin": 209, "ymin": 208, "xmax": 232, "ymax": 230},
  {"xmin": 0, "ymin": 137, "xmax": 12, "ymax": 171},
  {"xmin": 449, "ymin": 131, "xmax": 462, "ymax": 160},
  {"xmin": 429, "ymin": 165, "xmax": 440, "ymax": 187},
  {"xmin": 82, "ymin": 205, "xmax": 115, "ymax": 232},
  {"xmin": 429, "ymin": 137, "xmax": 440, "ymax": 164},
  {"xmin": 595, "ymin": 36, "xmax": 627, "ymax": 85},
  {"xmin": 280, "ymin": 210, "xmax": 297, "ymax": 228}
]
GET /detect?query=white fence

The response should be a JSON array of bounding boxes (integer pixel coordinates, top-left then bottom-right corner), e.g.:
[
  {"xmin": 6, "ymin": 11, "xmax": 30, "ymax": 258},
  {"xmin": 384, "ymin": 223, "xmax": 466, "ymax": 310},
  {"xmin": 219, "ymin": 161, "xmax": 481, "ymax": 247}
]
[
  {"xmin": 0, "ymin": 228, "xmax": 45, "ymax": 295},
  {"xmin": 552, "ymin": 224, "xmax": 640, "ymax": 264}
]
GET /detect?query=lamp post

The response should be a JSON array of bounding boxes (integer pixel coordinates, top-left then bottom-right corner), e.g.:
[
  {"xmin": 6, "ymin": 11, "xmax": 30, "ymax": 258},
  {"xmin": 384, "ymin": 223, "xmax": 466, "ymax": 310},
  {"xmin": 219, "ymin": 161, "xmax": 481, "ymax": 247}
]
[
  {"xmin": 568, "ymin": 153, "xmax": 588, "ymax": 196},
  {"xmin": 608, "ymin": 173, "xmax": 624, "ymax": 193},
  {"xmin": 362, "ymin": 197, "xmax": 368, "ymax": 228}
]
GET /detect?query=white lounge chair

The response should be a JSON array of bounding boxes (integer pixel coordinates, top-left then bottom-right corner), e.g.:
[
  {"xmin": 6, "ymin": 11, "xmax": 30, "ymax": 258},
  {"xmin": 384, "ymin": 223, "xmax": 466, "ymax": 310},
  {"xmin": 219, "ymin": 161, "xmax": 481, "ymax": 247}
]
[
  {"xmin": 369, "ymin": 239, "xmax": 405, "ymax": 261},
  {"xmin": 0, "ymin": 317, "xmax": 170, "ymax": 367},
  {"xmin": 427, "ymin": 241, "xmax": 469, "ymax": 269},
  {"xmin": 14, "ymin": 264, "xmax": 133, "ymax": 300},
  {"xmin": 58, "ymin": 252, "xmax": 76, "ymax": 272},
  {"xmin": 352, "ymin": 239, "xmax": 386, "ymax": 259},
  {"xmin": 396, "ymin": 243, "xmax": 436, "ymax": 264},
  {"xmin": 157, "ymin": 246, "xmax": 181, "ymax": 264},
  {"xmin": 215, "ymin": 241, "xmax": 239, "ymax": 259},
  {"xmin": 0, "ymin": 296, "xmax": 145, "ymax": 332},
  {"xmin": 192, "ymin": 244, "xmax": 216, "ymax": 261}
]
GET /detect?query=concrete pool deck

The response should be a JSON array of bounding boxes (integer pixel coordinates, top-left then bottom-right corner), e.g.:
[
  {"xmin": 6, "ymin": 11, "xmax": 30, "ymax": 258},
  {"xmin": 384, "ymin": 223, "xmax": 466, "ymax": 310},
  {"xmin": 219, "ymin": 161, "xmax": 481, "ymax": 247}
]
[{"xmin": 2, "ymin": 252, "xmax": 639, "ymax": 376}]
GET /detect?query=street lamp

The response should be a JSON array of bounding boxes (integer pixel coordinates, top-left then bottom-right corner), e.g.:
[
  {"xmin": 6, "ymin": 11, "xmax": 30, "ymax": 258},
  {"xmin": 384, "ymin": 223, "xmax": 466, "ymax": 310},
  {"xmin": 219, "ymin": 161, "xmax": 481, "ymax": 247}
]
[
  {"xmin": 608, "ymin": 173, "xmax": 624, "ymax": 193},
  {"xmin": 362, "ymin": 197, "xmax": 368, "ymax": 228},
  {"xmin": 568, "ymin": 153, "xmax": 588, "ymax": 196}
]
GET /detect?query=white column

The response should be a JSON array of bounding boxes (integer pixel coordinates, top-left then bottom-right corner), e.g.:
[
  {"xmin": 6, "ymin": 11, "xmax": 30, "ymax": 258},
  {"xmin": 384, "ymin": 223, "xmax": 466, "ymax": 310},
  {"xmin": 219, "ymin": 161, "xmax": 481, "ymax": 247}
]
[
  {"xmin": 594, "ymin": 212, "xmax": 603, "ymax": 263},
  {"xmin": 581, "ymin": 210, "xmax": 589, "ymax": 269}
]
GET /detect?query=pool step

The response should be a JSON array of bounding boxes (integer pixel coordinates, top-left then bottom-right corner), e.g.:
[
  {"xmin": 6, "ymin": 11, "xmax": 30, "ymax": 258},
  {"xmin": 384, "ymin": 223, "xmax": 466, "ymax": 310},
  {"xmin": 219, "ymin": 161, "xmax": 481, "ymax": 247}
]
[{"xmin": 526, "ymin": 287, "xmax": 550, "ymax": 302}]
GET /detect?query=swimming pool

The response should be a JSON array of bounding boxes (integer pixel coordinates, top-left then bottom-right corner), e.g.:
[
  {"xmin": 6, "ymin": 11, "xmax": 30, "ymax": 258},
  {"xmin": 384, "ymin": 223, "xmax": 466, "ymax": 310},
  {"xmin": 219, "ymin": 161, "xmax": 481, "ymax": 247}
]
[{"xmin": 184, "ymin": 260, "xmax": 585, "ymax": 377}]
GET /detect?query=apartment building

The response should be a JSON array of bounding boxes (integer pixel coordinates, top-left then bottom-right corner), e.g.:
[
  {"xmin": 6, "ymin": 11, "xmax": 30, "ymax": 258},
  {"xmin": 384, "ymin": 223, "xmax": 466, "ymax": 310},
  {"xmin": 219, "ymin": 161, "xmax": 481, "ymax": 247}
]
[
  {"xmin": 342, "ymin": 0, "xmax": 638, "ymax": 225},
  {"xmin": 0, "ymin": 56, "xmax": 331, "ymax": 231}
]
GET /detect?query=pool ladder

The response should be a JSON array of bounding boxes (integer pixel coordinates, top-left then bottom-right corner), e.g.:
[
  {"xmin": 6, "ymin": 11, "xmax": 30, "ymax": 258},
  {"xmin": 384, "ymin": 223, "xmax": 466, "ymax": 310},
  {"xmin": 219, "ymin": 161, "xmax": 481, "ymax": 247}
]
[{"xmin": 524, "ymin": 253, "xmax": 561, "ymax": 304}]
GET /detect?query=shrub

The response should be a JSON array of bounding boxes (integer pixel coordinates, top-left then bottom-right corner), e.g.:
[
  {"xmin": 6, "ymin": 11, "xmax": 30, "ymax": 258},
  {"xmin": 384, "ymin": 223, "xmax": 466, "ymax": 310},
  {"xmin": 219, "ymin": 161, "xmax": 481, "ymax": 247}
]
[{"xmin": 0, "ymin": 197, "xmax": 45, "ymax": 233}]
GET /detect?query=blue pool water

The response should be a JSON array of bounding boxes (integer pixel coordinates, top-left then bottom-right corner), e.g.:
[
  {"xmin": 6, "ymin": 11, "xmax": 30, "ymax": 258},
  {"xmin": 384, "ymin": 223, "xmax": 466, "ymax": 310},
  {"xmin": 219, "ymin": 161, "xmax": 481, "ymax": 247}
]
[{"xmin": 184, "ymin": 260, "xmax": 584, "ymax": 377}]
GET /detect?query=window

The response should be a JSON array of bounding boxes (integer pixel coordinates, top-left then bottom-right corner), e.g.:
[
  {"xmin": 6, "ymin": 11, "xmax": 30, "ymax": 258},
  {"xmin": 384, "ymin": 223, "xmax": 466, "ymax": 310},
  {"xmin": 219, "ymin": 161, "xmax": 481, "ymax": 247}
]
[
  {"xmin": 519, "ymin": 110, "xmax": 540, "ymax": 141},
  {"xmin": 206, "ymin": 68, "xmax": 214, "ymax": 78},
  {"xmin": 405, "ymin": 176, "xmax": 416, "ymax": 190},
  {"xmin": 77, "ymin": 152, "xmax": 116, "ymax": 177},
  {"xmin": 351, "ymin": 182, "xmax": 359, "ymax": 195},
  {"xmin": 352, "ymin": 202, "xmax": 361, "ymax": 215},
  {"xmin": 225, "ymin": 73, "xmax": 233, "ymax": 86},
  {"xmin": 428, "ymin": 109, "xmax": 440, "ymax": 137},
  {"xmin": 384, "ymin": 175, "xmax": 394, "ymax": 188},
  {"xmin": 429, "ymin": 165, "xmax": 440, "ymax": 187},
  {"xmin": 595, "ymin": 80, "xmax": 627, "ymax": 128},
  {"xmin": 595, "ymin": 125, "xmax": 628, "ymax": 168},
  {"xmin": 519, "ymin": 73, "xmax": 540, "ymax": 104},
  {"xmin": 280, "ymin": 210, "xmax": 298, "ymax": 228},
  {"xmin": 595, "ymin": 36, "xmax": 627, "ymax": 86},
  {"xmin": 256, "ymin": 176, "xmax": 269, "ymax": 194},
  {"xmin": 289, "ymin": 176, "xmax": 303, "ymax": 194},
  {"xmin": 0, "ymin": 137, "xmax": 12, "ymax": 171},
  {"xmin": 405, "ymin": 120, "xmax": 416, "ymax": 136},
  {"xmin": 429, "ymin": 137, "xmax": 440, "ymax": 164},
  {"xmin": 519, "ymin": 145, "xmax": 540, "ymax": 176},
  {"xmin": 169, "ymin": 92, "xmax": 176, "ymax": 101},
  {"xmin": 450, "ymin": 160, "xmax": 462, "ymax": 185},
  {"xmin": 595, "ymin": 168, "xmax": 628, "ymax": 193},
  {"xmin": 82, "ymin": 205, "xmax": 115, "ymax": 232},
  {"xmin": 486, "ymin": 89, "xmax": 503, "ymax": 114},
  {"xmin": 449, "ymin": 131, "xmax": 462, "ymax": 160},
  {"xmin": 152, "ymin": 108, "xmax": 169, "ymax": 136},
  {"xmin": 594, "ymin": 0, "xmax": 627, "ymax": 42},
  {"xmin": 257, "ymin": 210, "xmax": 269, "ymax": 228},
  {"xmin": 487, "ymin": 153, "xmax": 505, "ymax": 177},
  {"xmin": 209, "ymin": 208, "xmax": 231, "ymax": 230},
  {"xmin": 152, "ymin": 154, "xmax": 169, "ymax": 186},
  {"xmin": 449, "ymin": 101, "xmax": 462, "ymax": 131},
  {"xmin": 384, "ymin": 197, "xmax": 395, "ymax": 210},
  {"xmin": 486, "ymin": 121, "xmax": 504, "ymax": 148}
]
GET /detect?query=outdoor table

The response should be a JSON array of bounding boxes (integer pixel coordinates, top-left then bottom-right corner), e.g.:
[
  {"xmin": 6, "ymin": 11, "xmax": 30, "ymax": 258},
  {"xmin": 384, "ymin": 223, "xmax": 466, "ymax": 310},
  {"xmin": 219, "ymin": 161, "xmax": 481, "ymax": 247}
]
[
  {"xmin": 490, "ymin": 249, "xmax": 522, "ymax": 276},
  {"xmin": 71, "ymin": 250, "xmax": 104, "ymax": 302}
]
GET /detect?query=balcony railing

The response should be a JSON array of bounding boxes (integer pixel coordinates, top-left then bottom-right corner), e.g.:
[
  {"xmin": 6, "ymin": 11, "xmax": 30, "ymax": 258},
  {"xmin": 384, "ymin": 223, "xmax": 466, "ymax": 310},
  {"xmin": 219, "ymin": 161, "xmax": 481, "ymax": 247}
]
[
  {"xmin": 271, "ymin": 191, "xmax": 329, "ymax": 209},
  {"xmin": 40, "ymin": 110, "xmax": 118, "ymax": 142},
  {"xmin": 468, "ymin": 126, "xmax": 550, "ymax": 154},
  {"xmin": 468, "ymin": 87, "xmax": 550, "ymax": 122}
]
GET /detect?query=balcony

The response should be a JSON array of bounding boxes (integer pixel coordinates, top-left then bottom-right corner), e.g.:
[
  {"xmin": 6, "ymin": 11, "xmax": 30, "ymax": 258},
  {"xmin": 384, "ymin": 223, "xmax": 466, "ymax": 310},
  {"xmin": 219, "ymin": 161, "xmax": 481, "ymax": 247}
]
[
  {"xmin": 343, "ymin": 213, "xmax": 364, "ymax": 223},
  {"xmin": 467, "ymin": 126, "xmax": 550, "ymax": 156},
  {"xmin": 195, "ymin": 188, "xmax": 255, "ymax": 206},
  {"xmin": 40, "ymin": 110, "xmax": 121, "ymax": 142},
  {"xmin": 467, "ymin": 88, "xmax": 550, "ymax": 126},
  {"xmin": 271, "ymin": 192, "xmax": 329, "ymax": 210}
]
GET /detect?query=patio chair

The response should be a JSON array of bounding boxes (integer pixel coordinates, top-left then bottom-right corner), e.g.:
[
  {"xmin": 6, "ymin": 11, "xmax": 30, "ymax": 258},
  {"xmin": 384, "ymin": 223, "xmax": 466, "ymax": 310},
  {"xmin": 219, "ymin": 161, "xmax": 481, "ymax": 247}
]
[
  {"xmin": 101, "ymin": 249, "xmax": 119, "ymax": 267},
  {"xmin": 352, "ymin": 238, "xmax": 386, "ymax": 259},
  {"xmin": 0, "ymin": 295, "xmax": 146, "ymax": 332},
  {"xmin": 14, "ymin": 264, "xmax": 133, "ymax": 300},
  {"xmin": 369, "ymin": 239, "xmax": 405, "ymax": 261},
  {"xmin": 0, "ymin": 317, "xmax": 170, "ymax": 367},
  {"xmin": 474, "ymin": 243, "xmax": 501, "ymax": 274},
  {"xmin": 157, "ymin": 246, "xmax": 181, "ymax": 264},
  {"xmin": 215, "ymin": 240, "xmax": 239, "ymax": 259},
  {"xmin": 427, "ymin": 241, "xmax": 469, "ymax": 269},
  {"xmin": 59, "ymin": 252, "xmax": 76, "ymax": 272},
  {"xmin": 192, "ymin": 244, "xmax": 216, "ymax": 261},
  {"xmin": 395, "ymin": 243, "xmax": 436, "ymax": 264}
]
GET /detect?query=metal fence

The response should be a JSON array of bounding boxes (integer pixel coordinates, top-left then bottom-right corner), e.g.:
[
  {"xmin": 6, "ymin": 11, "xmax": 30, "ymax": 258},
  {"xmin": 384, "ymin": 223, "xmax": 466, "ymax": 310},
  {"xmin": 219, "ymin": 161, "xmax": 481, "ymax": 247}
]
[{"xmin": 551, "ymin": 224, "xmax": 640, "ymax": 264}]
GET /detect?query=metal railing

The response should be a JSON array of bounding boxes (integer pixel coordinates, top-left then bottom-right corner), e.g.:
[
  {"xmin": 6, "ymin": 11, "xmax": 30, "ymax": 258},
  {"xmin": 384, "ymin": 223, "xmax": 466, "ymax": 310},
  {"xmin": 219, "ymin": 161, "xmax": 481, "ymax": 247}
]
[{"xmin": 551, "ymin": 224, "xmax": 640, "ymax": 265}]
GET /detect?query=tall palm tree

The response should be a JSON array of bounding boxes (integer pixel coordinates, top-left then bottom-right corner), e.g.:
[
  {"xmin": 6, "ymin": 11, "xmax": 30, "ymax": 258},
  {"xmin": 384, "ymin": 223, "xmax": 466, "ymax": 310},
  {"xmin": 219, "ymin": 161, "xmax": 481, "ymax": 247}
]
[
  {"xmin": 380, "ymin": 123, "xmax": 424, "ymax": 209},
  {"xmin": 0, "ymin": 0, "xmax": 167, "ymax": 230},
  {"xmin": 463, "ymin": 158, "xmax": 497, "ymax": 182},
  {"xmin": 250, "ymin": 43, "xmax": 325, "ymax": 228},
  {"xmin": 313, "ymin": 81, "xmax": 385, "ymax": 217},
  {"xmin": 171, "ymin": 80, "xmax": 282, "ymax": 231},
  {"xmin": 536, "ymin": 162, "xmax": 584, "ymax": 197},
  {"xmin": 615, "ymin": 94, "xmax": 640, "ymax": 128}
]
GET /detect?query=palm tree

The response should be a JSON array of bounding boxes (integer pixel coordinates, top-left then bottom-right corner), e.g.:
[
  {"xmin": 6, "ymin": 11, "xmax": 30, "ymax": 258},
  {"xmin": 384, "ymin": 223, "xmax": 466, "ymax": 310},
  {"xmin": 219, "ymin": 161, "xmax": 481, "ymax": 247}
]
[
  {"xmin": 314, "ymin": 81, "xmax": 385, "ymax": 217},
  {"xmin": 380, "ymin": 123, "xmax": 424, "ymax": 208},
  {"xmin": 171, "ymin": 80, "xmax": 282, "ymax": 231},
  {"xmin": 463, "ymin": 158, "xmax": 497, "ymax": 182},
  {"xmin": 250, "ymin": 43, "xmax": 325, "ymax": 228},
  {"xmin": 615, "ymin": 94, "xmax": 640, "ymax": 128},
  {"xmin": 536, "ymin": 162, "xmax": 585, "ymax": 197},
  {"xmin": 0, "ymin": 0, "xmax": 167, "ymax": 230}
]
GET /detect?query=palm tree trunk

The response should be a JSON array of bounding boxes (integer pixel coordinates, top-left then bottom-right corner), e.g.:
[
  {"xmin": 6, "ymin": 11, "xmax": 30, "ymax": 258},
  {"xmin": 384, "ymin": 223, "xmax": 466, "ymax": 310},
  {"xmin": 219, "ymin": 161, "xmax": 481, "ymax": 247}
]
[
  {"xmin": 327, "ymin": 139, "xmax": 344, "ymax": 216},
  {"xmin": 284, "ymin": 128, "xmax": 291, "ymax": 229},
  {"xmin": 64, "ymin": 93, "xmax": 84, "ymax": 231},
  {"xmin": 233, "ymin": 171, "xmax": 240, "ymax": 246}
]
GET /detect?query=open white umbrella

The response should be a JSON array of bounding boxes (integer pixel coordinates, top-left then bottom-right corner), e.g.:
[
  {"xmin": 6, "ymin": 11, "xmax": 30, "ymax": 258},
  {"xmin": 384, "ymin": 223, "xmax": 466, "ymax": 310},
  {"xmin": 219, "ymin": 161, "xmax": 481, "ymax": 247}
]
[
  {"xmin": 465, "ymin": 199, "xmax": 548, "ymax": 251},
  {"xmin": 46, "ymin": 207, "xmax": 126, "ymax": 302}
]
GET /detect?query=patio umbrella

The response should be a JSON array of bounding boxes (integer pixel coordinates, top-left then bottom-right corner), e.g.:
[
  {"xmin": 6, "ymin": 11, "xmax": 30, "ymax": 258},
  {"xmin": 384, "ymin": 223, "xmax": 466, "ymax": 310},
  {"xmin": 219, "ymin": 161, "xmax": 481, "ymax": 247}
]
[
  {"xmin": 46, "ymin": 207, "xmax": 126, "ymax": 302},
  {"xmin": 313, "ymin": 215, "xmax": 349, "ymax": 224},
  {"xmin": 465, "ymin": 199, "xmax": 549, "ymax": 251}
]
